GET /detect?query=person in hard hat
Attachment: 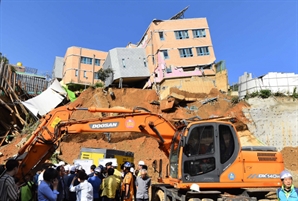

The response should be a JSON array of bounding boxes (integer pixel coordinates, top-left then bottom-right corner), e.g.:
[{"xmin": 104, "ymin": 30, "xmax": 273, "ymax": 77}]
[
  {"xmin": 67, "ymin": 165, "xmax": 79, "ymax": 201},
  {"xmin": 121, "ymin": 162, "xmax": 135, "ymax": 201},
  {"xmin": 137, "ymin": 161, "xmax": 145, "ymax": 176},
  {"xmin": 277, "ymin": 170, "xmax": 298, "ymax": 201}
]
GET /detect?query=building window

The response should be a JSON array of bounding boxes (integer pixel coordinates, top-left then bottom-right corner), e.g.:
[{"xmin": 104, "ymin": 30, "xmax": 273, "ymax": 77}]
[
  {"xmin": 192, "ymin": 29, "xmax": 206, "ymax": 38},
  {"xmin": 159, "ymin": 32, "xmax": 165, "ymax": 41},
  {"xmin": 161, "ymin": 50, "xmax": 169, "ymax": 59},
  {"xmin": 75, "ymin": 70, "xmax": 78, "ymax": 77},
  {"xmin": 219, "ymin": 125, "xmax": 235, "ymax": 164},
  {"xmin": 94, "ymin": 72, "xmax": 99, "ymax": 79},
  {"xmin": 175, "ymin": 30, "xmax": 189, "ymax": 39},
  {"xmin": 143, "ymin": 58, "xmax": 147, "ymax": 67},
  {"xmin": 196, "ymin": 47, "xmax": 210, "ymax": 56},
  {"xmin": 122, "ymin": 58, "xmax": 126, "ymax": 68},
  {"xmin": 81, "ymin": 57, "xmax": 93, "ymax": 64},
  {"xmin": 95, "ymin": 59, "xmax": 101, "ymax": 66},
  {"xmin": 83, "ymin": 71, "xmax": 87, "ymax": 78},
  {"xmin": 166, "ymin": 66, "xmax": 172, "ymax": 73},
  {"xmin": 179, "ymin": 48, "xmax": 193, "ymax": 58}
]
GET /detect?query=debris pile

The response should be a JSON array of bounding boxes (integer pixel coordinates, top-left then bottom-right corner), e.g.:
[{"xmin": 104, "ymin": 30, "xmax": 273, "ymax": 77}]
[
  {"xmin": 0, "ymin": 64, "xmax": 35, "ymax": 146},
  {"xmin": 0, "ymin": 86, "xmax": 297, "ymax": 184}
]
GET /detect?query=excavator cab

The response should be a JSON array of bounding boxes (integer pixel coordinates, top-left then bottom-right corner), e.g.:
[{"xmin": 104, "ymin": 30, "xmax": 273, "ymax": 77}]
[{"xmin": 169, "ymin": 121, "xmax": 239, "ymax": 183}]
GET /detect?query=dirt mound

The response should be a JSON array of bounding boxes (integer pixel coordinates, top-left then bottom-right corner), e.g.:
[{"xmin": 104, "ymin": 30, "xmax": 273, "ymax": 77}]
[
  {"xmin": 281, "ymin": 147, "xmax": 298, "ymax": 171},
  {"xmin": 0, "ymin": 134, "xmax": 24, "ymax": 164},
  {"xmin": 224, "ymin": 101, "xmax": 250, "ymax": 124},
  {"xmin": 70, "ymin": 87, "xmax": 110, "ymax": 119}
]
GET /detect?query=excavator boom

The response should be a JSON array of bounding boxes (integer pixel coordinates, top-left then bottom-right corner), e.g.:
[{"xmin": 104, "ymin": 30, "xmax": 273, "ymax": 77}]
[{"xmin": 15, "ymin": 106, "xmax": 177, "ymax": 181}]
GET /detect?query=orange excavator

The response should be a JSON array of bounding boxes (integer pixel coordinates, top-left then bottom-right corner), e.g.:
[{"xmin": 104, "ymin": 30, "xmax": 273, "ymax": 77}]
[{"xmin": 14, "ymin": 104, "xmax": 284, "ymax": 201}]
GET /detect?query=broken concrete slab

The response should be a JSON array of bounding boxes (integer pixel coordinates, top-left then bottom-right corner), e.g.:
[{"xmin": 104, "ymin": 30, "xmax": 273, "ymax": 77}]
[
  {"xmin": 169, "ymin": 92, "xmax": 185, "ymax": 101},
  {"xmin": 185, "ymin": 97, "xmax": 197, "ymax": 102},
  {"xmin": 160, "ymin": 98, "xmax": 175, "ymax": 112},
  {"xmin": 201, "ymin": 97, "xmax": 218, "ymax": 105}
]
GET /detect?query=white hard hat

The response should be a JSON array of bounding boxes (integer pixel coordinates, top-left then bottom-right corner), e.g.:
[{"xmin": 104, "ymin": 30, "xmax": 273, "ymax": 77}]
[
  {"xmin": 64, "ymin": 164, "xmax": 70, "ymax": 171},
  {"xmin": 190, "ymin": 184, "xmax": 200, "ymax": 192},
  {"xmin": 138, "ymin": 161, "xmax": 145, "ymax": 165},
  {"xmin": 94, "ymin": 167, "xmax": 101, "ymax": 173},
  {"xmin": 77, "ymin": 165, "xmax": 82, "ymax": 170},
  {"xmin": 58, "ymin": 161, "xmax": 65, "ymax": 166},
  {"xmin": 280, "ymin": 170, "xmax": 292, "ymax": 179}
]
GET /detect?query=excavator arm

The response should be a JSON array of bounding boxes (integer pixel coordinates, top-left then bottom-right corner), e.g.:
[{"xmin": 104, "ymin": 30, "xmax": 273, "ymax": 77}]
[{"xmin": 15, "ymin": 106, "xmax": 177, "ymax": 182}]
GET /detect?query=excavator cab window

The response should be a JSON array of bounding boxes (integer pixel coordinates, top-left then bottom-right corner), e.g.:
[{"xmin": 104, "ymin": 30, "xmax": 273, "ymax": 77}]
[
  {"xmin": 169, "ymin": 129, "xmax": 183, "ymax": 179},
  {"xmin": 184, "ymin": 126, "xmax": 214, "ymax": 157},
  {"xmin": 219, "ymin": 125, "xmax": 235, "ymax": 164},
  {"xmin": 184, "ymin": 157, "xmax": 215, "ymax": 176}
]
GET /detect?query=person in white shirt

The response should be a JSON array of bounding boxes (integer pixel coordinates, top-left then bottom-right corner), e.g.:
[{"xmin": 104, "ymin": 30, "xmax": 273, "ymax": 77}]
[{"xmin": 70, "ymin": 170, "xmax": 93, "ymax": 201}]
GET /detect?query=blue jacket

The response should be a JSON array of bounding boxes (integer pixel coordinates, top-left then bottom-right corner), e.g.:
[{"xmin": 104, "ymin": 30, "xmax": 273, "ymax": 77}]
[
  {"xmin": 88, "ymin": 175, "xmax": 101, "ymax": 198},
  {"xmin": 277, "ymin": 185, "xmax": 298, "ymax": 201}
]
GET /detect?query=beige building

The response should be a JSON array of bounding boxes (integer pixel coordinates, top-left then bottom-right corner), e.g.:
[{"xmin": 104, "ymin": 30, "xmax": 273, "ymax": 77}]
[
  {"xmin": 130, "ymin": 17, "xmax": 228, "ymax": 98},
  {"xmin": 61, "ymin": 46, "xmax": 107, "ymax": 86}
]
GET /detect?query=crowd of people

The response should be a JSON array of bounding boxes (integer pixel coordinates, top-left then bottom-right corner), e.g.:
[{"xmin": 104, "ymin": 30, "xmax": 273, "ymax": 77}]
[
  {"xmin": 0, "ymin": 158, "xmax": 297, "ymax": 201},
  {"xmin": 0, "ymin": 159, "xmax": 151, "ymax": 201}
]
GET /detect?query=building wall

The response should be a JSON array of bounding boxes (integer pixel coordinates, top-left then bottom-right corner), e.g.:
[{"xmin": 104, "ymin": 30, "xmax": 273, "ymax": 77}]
[
  {"xmin": 52, "ymin": 56, "xmax": 64, "ymax": 80},
  {"xmin": 238, "ymin": 72, "xmax": 298, "ymax": 99},
  {"xmin": 103, "ymin": 53, "xmax": 113, "ymax": 86},
  {"xmin": 159, "ymin": 76, "xmax": 216, "ymax": 100},
  {"xmin": 62, "ymin": 46, "xmax": 107, "ymax": 85},
  {"xmin": 215, "ymin": 69, "xmax": 228, "ymax": 92},
  {"xmin": 244, "ymin": 97, "xmax": 298, "ymax": 151},
  {"xmin": 138, "ymin": 18, "xmax": 216, "ymax": 83},
  {"xmin": 103, "ymin": 48, "xmax": 150, "ymax": 86}
]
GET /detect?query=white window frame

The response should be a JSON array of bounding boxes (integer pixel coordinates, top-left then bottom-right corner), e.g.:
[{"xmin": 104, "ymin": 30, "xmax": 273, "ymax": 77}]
[
  {"xmin": 196, "ymin": 47, "xmax": 210, "ymax": 56},
  {"xmin": 161, "ymin": 50, "xmax": 169, "ymax": 59},
  {"xmin": 179, "ymin": 48, "xmax": 193, "ymax": 58},
  {"xmin": 81, "ymin": 57, "xmax": 93, "ymax": 65},
  {"xmin": 122, "ymin": 58, "xmax": 126, "ymax": 68},
  {"xmin": 175, "ymin": 30, "xmax": 189, "ymax": 40},
  {"xmin": 192, "ymin": 29, "xmax": 206, "ymax": 38},
  {"xmin": 95, "ymin": 59, "xmax": 101, "ymax": 66},
  {"xmin": 94, "ymin": 72, "xmax": 99, "ymax": 79},
  {"xmin": 159, "ymin": 32, "xmax": 165, "ymax": 41}
]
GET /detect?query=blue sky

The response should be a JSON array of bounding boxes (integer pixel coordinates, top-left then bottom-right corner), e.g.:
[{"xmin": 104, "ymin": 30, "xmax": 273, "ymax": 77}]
[{"xmin": 0, "ymin": 0, "xmax": 297, "ymax": 84}]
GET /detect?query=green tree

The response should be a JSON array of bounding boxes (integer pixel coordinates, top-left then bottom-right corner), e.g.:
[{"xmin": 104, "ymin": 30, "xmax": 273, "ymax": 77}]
[
  {"xmin": 0, "ymin": 52, "xmax": 9, "ymax": 65},
  {"xmin": 97, "ymin": 68, "xmax": 113, "ymax": 82}
]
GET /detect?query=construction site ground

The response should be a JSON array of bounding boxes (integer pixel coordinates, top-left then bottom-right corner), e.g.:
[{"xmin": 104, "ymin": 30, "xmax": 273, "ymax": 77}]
[{"xmin": 0, "ymin": 87, "xmax": 297, "ymax": 185}]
